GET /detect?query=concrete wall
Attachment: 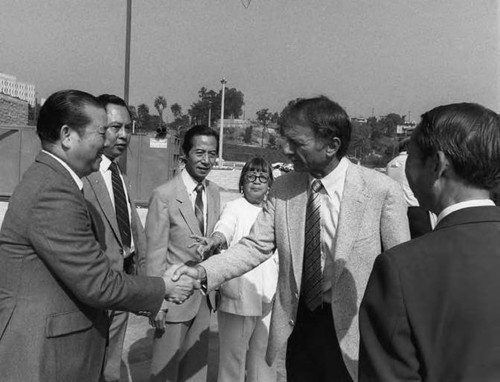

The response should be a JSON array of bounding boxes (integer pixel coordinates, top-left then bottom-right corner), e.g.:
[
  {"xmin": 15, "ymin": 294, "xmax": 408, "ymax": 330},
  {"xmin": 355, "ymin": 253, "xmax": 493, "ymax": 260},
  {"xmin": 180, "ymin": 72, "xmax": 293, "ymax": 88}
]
[{"xmin": 0, "ymin": 93, "xmax": 28, "ymax": 125}]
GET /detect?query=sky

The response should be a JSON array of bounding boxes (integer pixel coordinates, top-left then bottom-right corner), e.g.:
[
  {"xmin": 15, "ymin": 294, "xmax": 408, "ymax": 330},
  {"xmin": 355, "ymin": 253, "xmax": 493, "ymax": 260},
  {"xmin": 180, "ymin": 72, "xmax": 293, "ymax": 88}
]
[{"xmin": 1, "ymin": 0, "xmax": 499, "ymax": 122}]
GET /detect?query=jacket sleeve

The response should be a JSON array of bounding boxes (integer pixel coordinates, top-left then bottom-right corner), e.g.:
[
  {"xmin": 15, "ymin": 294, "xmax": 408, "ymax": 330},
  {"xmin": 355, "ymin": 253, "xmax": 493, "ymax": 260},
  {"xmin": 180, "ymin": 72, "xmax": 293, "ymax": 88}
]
[
  {"xmin": 145, "ymin": 188, "xmax": 171, "ymax": 310},
  {"xmin": 28, "ymin": 181, "xmax": 165, "ymax": 315},
  {"xmin": 359, "ymin": 254, "xmax": 421, "ymax": 382},
  {"xmin": 380, "ymin": 181, "xmax": 411, "ymax": 251}
]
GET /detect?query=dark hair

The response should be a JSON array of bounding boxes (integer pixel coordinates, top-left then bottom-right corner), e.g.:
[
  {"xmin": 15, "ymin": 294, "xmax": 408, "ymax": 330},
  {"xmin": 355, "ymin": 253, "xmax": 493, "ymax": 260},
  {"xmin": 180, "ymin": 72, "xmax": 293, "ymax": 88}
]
[
  {"xmin": 413, "ymin": 102, "xmax": 500, "ymax": 190},
  {"xmin": 182, "ymin": 125, "xmax": 219, "ymax": 155},
  {"xmin": 37, "ymin": 89, "xmax": 103, "ymax": 143},
  {"xmin": 238, "ymin": 157, "xmax": 274, "ymax": 193},
  {"xmin": 97, "ymin": 94, "xmax": 132, "ymax": 119},
  {"xmin": 279, "ymin": 95, "xmax": 352, "ymax": 158}
]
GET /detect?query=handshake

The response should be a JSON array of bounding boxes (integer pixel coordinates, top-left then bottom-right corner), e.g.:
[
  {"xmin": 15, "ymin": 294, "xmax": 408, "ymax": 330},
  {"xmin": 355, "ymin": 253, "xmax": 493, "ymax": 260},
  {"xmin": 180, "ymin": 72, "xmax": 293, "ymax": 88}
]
[{"xmin": 161, "ymin": 263, "xmax": 207, "ymax": 304}]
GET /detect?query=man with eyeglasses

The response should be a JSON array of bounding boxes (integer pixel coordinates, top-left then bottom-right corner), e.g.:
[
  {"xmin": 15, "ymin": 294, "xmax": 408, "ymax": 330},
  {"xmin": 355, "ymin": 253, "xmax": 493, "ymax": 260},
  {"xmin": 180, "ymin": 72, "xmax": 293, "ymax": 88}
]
[{"xmin": 82, "ymin": 94, "xmax": 146, "ymax": 382}]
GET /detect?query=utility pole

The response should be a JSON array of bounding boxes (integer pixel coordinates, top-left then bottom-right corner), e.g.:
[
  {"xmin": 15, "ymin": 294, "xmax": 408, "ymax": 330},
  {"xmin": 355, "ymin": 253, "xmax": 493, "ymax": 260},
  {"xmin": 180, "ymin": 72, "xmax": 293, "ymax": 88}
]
[
  {"xmin": 218, "ymin": 78, "xmax": 227, "ymax": 166},
  {"xmin": 121, "ymin": 0, "xmax": 132, "ymax": 174},
  {"xmin": 124, "ymin": 0, "xmax": 132, "ymax": 104}
]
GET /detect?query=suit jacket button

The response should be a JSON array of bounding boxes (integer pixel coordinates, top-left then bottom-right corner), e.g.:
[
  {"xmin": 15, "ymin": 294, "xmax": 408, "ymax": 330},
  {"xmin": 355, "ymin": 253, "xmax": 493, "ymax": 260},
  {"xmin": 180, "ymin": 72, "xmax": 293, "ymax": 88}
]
[
  {"xmin": 119, "ymin": 249, "xmax": 124, "ymax": 255},
  {"xmin": 289, "ymin": 319, "xmax": 295, "ymax": 326}
]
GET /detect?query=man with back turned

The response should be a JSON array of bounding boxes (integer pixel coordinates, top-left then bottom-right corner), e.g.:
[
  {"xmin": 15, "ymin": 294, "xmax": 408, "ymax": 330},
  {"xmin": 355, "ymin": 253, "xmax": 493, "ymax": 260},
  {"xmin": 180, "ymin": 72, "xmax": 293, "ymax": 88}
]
[{"xmin": 359, "ymin": 103, "xmax": 500, "ymax": 381}]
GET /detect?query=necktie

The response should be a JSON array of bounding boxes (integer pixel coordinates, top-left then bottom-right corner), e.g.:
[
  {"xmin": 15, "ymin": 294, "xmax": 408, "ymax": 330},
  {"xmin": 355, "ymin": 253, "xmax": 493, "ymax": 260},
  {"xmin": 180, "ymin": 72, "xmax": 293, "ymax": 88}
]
[
  {"xmin": 302, "ymin": 179, "xmax": 323, "ymax": 311},
  {"xmin": 109, "ymin": 162, "xmax": 131, "ymax": 249},
  {"xmin": 195, "ymin": 183, "xmax": 205, "ymax": 235}
]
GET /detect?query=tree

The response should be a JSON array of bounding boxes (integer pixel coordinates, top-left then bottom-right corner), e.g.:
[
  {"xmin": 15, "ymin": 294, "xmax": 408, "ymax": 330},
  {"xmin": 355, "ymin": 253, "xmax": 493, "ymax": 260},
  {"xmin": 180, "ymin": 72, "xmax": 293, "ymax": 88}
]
[
  {"xmin": 256, "ymin": 108, "xmax": 272, "ymax": 147},
  {"xmin": 223, "ymin": 88, "xmax": 245, "ymax": 119},
  {"xmin": 171, "ymin": 103, "xmax": 183, "ymax": 119},
  {"xmin": 188, "ymin": 86, "xmax": 245, "ymax": 124},
  {"xmin": 154, "ymin": 96, "xmax": 167, "ymax": 131},
  {"xmin": 169, "ymin": 103, "xmax": 190, "ymax": 135},
  {"xmin": 136, "ymin": 103, "xmax": 152, "ymax": 131}
]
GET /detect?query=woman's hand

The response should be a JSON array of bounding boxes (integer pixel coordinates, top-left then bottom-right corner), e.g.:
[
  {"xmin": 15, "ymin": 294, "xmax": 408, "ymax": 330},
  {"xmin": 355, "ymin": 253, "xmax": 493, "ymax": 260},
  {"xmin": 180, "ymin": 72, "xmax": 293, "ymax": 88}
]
[{"xmin": 189, "ymin": 234, "xmax": 219, "ymax": 260}]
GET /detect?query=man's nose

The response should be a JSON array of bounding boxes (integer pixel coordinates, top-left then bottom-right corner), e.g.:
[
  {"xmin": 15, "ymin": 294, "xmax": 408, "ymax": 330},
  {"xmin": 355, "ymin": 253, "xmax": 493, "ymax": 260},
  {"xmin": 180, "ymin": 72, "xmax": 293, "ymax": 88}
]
[
  {"xmin": 103, "ymin": 135, "xmax": 111, "ymax": 148},
  {"xmin": 118, "ymin": 125, "xmax": 130, "ymax": 138}
]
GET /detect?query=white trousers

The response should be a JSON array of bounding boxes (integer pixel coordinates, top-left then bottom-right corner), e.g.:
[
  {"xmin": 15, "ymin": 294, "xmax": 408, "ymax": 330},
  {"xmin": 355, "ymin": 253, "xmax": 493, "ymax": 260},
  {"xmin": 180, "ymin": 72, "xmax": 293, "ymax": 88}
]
[{"xmin": 217, "ymin": 309, "xmax": 276, "ymax": 382}]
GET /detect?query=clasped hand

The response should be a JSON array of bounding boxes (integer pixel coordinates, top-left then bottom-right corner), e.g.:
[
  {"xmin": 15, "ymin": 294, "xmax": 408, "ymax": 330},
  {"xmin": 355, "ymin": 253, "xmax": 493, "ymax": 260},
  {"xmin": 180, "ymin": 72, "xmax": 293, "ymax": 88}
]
[
  {"xmin": 162, "ymin": 265, "xmax": 202, "ymax": 304},
  {"xmin": 152, "ymin": 264, "xmax": 205, "ymax": 331}
]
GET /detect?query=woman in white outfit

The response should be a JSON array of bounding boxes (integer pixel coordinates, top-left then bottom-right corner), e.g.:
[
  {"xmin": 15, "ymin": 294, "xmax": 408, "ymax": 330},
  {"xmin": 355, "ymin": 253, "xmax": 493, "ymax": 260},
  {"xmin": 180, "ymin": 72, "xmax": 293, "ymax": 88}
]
[{"xmin": 194, "ymin": 157, "xmax": 279, "ymax": 382}]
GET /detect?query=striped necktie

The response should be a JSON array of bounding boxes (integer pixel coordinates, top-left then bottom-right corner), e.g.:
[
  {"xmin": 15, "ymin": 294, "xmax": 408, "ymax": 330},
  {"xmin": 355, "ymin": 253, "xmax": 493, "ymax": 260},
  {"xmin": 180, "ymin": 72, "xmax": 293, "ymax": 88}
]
[
  {"xmin": 109, "ymin": 162, "xmax": 131, "ymax": 249},
  {"xmin": 302, "ymin": 179, "xmax": 323, "ymax": 311},
  {"xmin": 195, "ymin": 183, "xmax": 205, "ymax": 235}
]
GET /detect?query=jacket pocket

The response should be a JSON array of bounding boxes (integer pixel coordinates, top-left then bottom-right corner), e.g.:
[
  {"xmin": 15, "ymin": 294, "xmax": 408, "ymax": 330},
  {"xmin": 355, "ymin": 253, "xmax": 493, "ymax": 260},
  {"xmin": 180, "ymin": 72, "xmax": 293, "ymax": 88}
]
[{"xmin": 45, "ymin": 310, "xmax": 93, "ymax": 338}]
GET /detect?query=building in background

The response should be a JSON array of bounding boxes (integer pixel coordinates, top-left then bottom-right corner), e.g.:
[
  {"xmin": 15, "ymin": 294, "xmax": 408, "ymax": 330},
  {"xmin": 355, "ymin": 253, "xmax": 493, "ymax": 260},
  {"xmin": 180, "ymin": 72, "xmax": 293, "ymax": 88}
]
[{"xmin": 0, "ymin": 73, "xmax": 36, "ymax": 125}]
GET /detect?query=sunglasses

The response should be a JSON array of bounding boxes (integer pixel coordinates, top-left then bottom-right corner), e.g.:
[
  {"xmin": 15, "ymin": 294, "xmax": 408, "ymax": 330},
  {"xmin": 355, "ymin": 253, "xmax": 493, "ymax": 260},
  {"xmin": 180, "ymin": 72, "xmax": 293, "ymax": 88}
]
[{"xmin": 244, "ymin": 173, "xmax": 270, "ymax": 183}]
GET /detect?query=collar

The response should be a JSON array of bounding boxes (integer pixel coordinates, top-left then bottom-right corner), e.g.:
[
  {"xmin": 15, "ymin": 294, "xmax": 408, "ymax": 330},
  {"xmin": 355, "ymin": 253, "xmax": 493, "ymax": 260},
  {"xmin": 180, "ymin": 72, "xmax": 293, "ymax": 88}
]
[
  {"xmin": 310, "ymin": 156, "xmax": 349, "ymax": 197},
  {"xmin": 42, "ymin": 149, "xmax": 83, "ymax": 190},
  {"xmin": 437, "ymin": 199, "xmax": 495, "ymax": 225},
  {"xmin": 181, "ymin": 169, "xmax": 206, "ymax": 192},
  {"xmin": 100, "ymin": 155, "xmax": 113, "ymax": 173}
]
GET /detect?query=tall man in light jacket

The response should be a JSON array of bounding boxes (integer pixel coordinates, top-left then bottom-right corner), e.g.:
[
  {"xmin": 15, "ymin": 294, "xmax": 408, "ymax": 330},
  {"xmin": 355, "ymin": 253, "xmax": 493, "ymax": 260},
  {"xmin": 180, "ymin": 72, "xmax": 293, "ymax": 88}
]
[
  {"xmin": 175, "ymin": 96, "xmax": 410, "ymax": 381},
  {"xmin": 83, "ymin": 94, "xmax": 144, "ymax": 382}
]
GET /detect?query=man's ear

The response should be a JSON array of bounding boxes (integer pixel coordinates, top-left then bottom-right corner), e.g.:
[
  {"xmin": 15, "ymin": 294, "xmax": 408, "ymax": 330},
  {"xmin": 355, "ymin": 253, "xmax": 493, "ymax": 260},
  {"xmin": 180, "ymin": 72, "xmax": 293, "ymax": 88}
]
[
  {"xmin": 60, "ymin": 125, "xmax": 72, "ymax": 149},
  {"xmin": 434, "ymin": 151, "xmax": 451, "ymax": 179},
  {"xmin": 325, "ymin": 137, "xmax": 341, "ymax": 158}
]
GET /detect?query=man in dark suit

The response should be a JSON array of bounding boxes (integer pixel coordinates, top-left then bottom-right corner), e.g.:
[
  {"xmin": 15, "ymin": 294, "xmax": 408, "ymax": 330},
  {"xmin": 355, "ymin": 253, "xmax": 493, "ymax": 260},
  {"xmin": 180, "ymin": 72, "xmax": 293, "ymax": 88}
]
[
  {"xmin": 83, "ymin": 94, "xmax": 145, "ymax": 382},
  {"xmin": 175, "ymin": 96, "xmax": 410, "ymax": 381},
  {"xmin": 146, "ymin": 125, "xmax": 221, "ymax": 382},
  {"xmin": 359, "ymin": 103, "xmax": 500, "ymax": 381},
  {"xmin": 0, "ymin": 90, "xmax": 199, "ymax": 382}
]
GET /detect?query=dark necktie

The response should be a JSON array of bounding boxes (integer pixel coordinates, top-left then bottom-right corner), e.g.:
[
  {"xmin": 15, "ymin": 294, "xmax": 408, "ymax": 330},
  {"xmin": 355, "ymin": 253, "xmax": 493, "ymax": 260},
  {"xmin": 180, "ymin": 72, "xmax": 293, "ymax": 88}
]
[
  {"xmin": 195, "ymin": 183, "xmax": 205, "ymax": 235},
  {"xmin": 302, "ymin": 179, "xmax": 323, "ymax": 311},
  {"xmin": 109, "ymin": 162, "xmax": 131, "ymax": 249}
]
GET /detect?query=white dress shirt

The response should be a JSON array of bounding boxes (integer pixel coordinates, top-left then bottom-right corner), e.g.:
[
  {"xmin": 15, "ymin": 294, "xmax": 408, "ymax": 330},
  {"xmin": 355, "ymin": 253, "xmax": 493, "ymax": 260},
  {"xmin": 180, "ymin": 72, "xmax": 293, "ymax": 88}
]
[
  {"xmin": 99, "ymin": 155, "xmax": 135, "ymax": 254},
  {"xmin": 181, "ymin": 169, "xmax": 208, "ymax": 235},
  {"xmin": 311, "ymin": 156, "xmax": 349, "ymax": 303}
]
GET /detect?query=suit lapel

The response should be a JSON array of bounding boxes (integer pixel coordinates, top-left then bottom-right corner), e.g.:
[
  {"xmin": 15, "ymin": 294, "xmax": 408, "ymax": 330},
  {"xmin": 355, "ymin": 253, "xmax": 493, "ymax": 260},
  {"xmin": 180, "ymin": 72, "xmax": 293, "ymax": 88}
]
[
  {"xmin": 175, "ymin": 176, "xmax": 202, "ymax": 236},
  {"xmin": 287, "ymin": 174, "xmax": 309, "ymax": 287},
  {"xmin": 87, "ymin": 171, "xmax": 122, "ymax": 244},
  {"xmin": 333, "ymin": 163, "xmax": 370, "ymax": 286}
]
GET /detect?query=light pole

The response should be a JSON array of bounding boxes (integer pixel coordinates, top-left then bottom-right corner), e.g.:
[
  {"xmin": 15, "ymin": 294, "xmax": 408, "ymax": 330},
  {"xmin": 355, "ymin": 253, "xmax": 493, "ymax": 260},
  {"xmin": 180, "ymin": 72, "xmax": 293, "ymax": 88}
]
[
  {"xmin": 218, "ymin": 78, "xmax": 227, "ymax": 165},
  {"xmin": 208, "ymin": 101, "xmax": 212, "ymax": 128}
]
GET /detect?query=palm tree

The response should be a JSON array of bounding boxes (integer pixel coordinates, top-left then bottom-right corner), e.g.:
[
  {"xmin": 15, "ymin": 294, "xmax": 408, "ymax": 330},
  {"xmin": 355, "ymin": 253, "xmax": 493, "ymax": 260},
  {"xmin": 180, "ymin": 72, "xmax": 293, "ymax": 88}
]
[{"xmin": 154, "ymin": 96, "xmax": 167, "ymax": 129}]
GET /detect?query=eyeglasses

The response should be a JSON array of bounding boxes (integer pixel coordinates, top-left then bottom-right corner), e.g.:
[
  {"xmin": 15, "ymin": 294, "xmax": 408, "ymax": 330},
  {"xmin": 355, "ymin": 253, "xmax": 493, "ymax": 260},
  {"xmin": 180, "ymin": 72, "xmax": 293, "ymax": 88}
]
[{"xmin": 244, "ymin": 173, "xmax": 270, "ymax": 183}]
